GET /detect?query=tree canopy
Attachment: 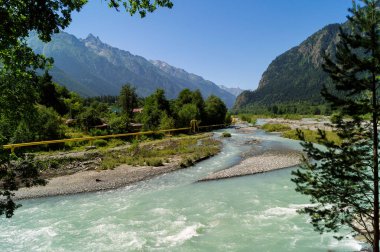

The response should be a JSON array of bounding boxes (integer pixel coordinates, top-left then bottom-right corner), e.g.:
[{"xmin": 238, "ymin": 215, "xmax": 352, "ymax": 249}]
[{"xmin": 119, "ymin": 84, "xmax": 138, "ymax": 117}]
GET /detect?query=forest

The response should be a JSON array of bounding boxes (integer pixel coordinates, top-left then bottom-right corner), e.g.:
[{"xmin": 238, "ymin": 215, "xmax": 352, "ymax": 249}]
[{"xmin": 0, "ymin": 72, "xmax": 230, "ymax": 148}]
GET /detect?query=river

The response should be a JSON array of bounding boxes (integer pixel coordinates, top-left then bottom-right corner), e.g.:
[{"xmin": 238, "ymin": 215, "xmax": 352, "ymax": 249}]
[{"xmin": 0, "ymin": 125, "xmax": 366, "ymax": 251}]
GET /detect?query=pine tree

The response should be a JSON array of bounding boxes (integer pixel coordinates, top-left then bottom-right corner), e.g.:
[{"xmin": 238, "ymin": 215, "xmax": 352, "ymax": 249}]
[
  {"xmin": 292, "ymin": 0, "xmax": 380, "ymax": 250},
  {"xmin": 118, "ymin": 84, "xmax": 138, "ymax": 117}
]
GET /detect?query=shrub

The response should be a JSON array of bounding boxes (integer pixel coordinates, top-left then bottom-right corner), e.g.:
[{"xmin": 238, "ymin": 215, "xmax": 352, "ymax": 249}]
[
  {"xmin": 250, "ymin": 118, "xmax": 257, "ymax": 125},
  {"xmin": 108, "ymin": 114, "xmax": 129, "ymax": 133},
  {"xmin": 145, "ymin": 158, "xmax": 164, "ymax": 167},
  {"xmin": 261, "ymin": 123, "xmax": 291, "ymax": 132},
  {"xmin": 93, "ymin": 139, "xmax": 107, "ymax": 147},
  {"xmin": 89, "ymin": 128, "xmax": 107, "ymax": 136},
  {"xmin": 222, "ymin": 132, "xmax": 232, "ymax": 137},
  {"xmin": 107, "ymin": 139, "xmax": 125, "ymax": 148},
  {"xmin": 282, "ymin": 129, "xmax": 342, "ymax": 145},
  {"xmin": 159, "ymin": 112, "xmax": 175, "ymax": 130}
]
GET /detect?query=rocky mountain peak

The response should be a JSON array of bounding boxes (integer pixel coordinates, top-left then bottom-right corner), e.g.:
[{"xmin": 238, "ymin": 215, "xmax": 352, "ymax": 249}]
[{"xmin": 26, "ymin": 31, "xmax": 236, "ymax": 107}]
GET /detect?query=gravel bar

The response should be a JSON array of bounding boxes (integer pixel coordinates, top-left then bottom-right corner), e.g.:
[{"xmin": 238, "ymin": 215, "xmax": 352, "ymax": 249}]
[
  {"xmin": 15, "ymin": 161, "xmax": 183, "ymax": 200},
  {"xmin": 198, "ymin": 151, "xmax": 302, "ymax": 182}
]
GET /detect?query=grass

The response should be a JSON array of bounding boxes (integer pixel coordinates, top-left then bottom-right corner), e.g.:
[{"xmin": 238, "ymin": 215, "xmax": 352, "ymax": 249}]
[
  {"xmin": 238, "ymin": 114, "xmax": 258, "ymax": 125},
  {"xmin": 261, "ymin": 122, "xmax": 341, "ymax": 145},
  {"xmin": 100, "ymin": 134, "xmax": 221, "ymax": 170},
  {"xmin": 282, "ymin": 129, "xmax": 342, "ymax": 145},
  {"xmin": 261, "ymin": 123, "xmax": 291, "ymax": 132}
]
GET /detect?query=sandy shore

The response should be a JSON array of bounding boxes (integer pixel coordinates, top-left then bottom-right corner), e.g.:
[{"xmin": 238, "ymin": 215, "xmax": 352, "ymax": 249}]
[
  {"xmin": 15, "ymin": 159, "xmax": 184, "ymax": 200},
  {"xmin": 198, "ymin": 150, "xmax": 302, "ymax": 181}
]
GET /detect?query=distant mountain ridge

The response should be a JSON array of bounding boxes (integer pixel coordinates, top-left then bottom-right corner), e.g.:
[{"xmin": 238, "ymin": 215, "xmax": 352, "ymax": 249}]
[
  {"xmin": 27, "ymin": 32, "xmax": 236, "ymax": 107},
  {"xmin": 233, "ymin": 23, "xmax": 342, "ymax": 111},
  {"xmin": 218, "ymin": 85, "xmax": 244, "ymax": 97}
]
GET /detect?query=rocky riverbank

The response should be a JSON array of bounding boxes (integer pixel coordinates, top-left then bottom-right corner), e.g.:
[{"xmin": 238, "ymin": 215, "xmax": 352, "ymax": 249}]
[
  {"xmin": 15, "ymin": 133, "xmax": 221, "ymax": 200},
  {"xmin": 198, "ymin": 150, "xmax": 302, "ymax": 181},
  {"xmin": 15, "ymin": 159, "xmax": 183, "ymax": 199}
]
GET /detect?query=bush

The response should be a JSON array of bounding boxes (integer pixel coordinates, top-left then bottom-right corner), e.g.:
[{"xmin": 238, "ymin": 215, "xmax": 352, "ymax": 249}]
[
  {"xmin": 107, "ymin": 139, "xmax": 125, "ymax": 148},
  {"xmin": 159, "ymin": 112, "xmax": 175, "ymax": 130},
  {"xmin": 261, "ymin": 123, "xmax": 291, "ymax": 132},
  {"xmin": 93, "ymin": 139, "xmax": 108, "ymax": 147},
  {"xmin": 10, "ymin": 105, "xmax": 65, "ymax": 143},
  {"xmin": 145, "ymin": 158, "xmax": 164, "ymax": 166},
  {"xmin": 78, "ymin": 107, "xmax": 103, "ymax": 131},
  {"xmin": 89, "ymin": 128, "xmax": 107, "ymax": 136},
  {"xmin": 222, "ymin": 132, "xmax": 232, "ymax": 137},
  {"xmin": 282, "ymin": 129, "xmax": 342, "ymax": 145},
  {"xmin": 108, "ymin": 114, "xmax": 129, "ymax": 133},
  {"xmin": 225, "ymin": 112, "xmax": 232, "ymax": 125},
  {"xmin": 240, "ymin": 115, "xmax": 249, "ymax": 122},
  {"xmin": 250, "ymin": 118, "xmax": 257, "ymax": 125}
]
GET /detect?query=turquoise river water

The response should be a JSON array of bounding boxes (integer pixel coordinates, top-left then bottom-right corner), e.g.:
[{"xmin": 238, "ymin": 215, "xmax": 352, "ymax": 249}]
[{"xmin": 0, "ymin": 125, "xmax": 367, "ymax": 251}]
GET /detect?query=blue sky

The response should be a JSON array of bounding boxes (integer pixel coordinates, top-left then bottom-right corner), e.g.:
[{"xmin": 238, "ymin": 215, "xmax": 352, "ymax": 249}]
[{"xmin": 65, "ymin": 0, "xmax": 352, "ymax": 90}]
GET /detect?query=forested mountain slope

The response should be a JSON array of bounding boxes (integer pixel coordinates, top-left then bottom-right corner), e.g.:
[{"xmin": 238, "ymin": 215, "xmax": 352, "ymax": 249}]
[{"xmin": 234, "ymin": 24, "xmax": 341, "ymax": 111}]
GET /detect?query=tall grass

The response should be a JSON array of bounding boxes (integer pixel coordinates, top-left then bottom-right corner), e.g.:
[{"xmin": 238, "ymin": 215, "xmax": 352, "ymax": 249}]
[
  {"xmin": 261, "ymin": 123, "xmax": 291, "ymax": 132},
  {"xmin": 282, "ymin": 129, "xmax": 341, "ymax": 145}
]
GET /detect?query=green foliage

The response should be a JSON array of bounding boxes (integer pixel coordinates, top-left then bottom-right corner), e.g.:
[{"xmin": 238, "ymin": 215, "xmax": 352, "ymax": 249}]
[
  {"xmin": 106, "ymin": 0, "xmax": 173, "ymax": 17},
  {"xmin": 292, "ymin": 1, "xmax": 380, "ymax": 248},
  {"xmin": 78, "ymin": 107, "xmax": 103, "ymax": 131},
  {"xmin": 238, "ymin": 114, "xmax": 260, "ymax": 124},
  {"xmin": 35, "ymin": 105, "xmax": 66, "ymax": 140},
  {"xmin": 108, "ymin": 114, "xmax": 130, "ymax": 133},
  {"xmin": 173, "ymin": 89, "xmax": 206, "ymax": 127},
  {"xmin": 281, "ymin": 129, "xmax": 341, "ymax": 145},
  {"xmin": 221, "ymin": 132, "xmax": 231, "ymax": 138},
  {"xmin": 204, "ymin": 95, "xmax": 227, "ymax": 125},
  {"xmin": 177, "ymin": 104, "xmax": 200, "ymax": 127},
  {"xmin": 235, "ymin": 102, "xmax": 333, "ymax": 116},
  {"xmin": 100, "ymin": 134, "xmax": 220, "ymax": 170},
  {"xmin": 0, "ymin": 154, "xmax": 46, "ymax": 218},
  {"xmin": 141, "ymin": 89, "xmax": 170, "ymax": 130},
  {"xmin": 38, "ymin": 72, "xmax": 71, "ymax": 115},
  {"xmin": 159, "ymin": 112, "xmax": 175, "ymax": 130},
  {"xmin": 107, "ymin": 139, "xmax": 126, "ymax": 148},
  {"xmin": 238, "ymin": 114, "xmax": 251, "ymax": 122},
  {"xmin": 224, "ymin": 112, "xmax": 232, "ymax": 125},
  {"xmin": 261, "ymin": 123, "xmax": 291, "ymax": 132},
  {"xmin": 118, "ymin": 84, "xmax": 138, "ymax": 117},
  {"xmin": 63, "ymin": 92, "xmax": 84, "ymax": 119},
  {"xmin": 89, "ymin": 129, "xmax": 108, "ymax": 136},
  {"xmin": 9, "ymin": 105, "xmax": 65, "ymax": 143},
  {"xmin": 93, "ymin": 139, "xmax": 108, "ymax": 147}
]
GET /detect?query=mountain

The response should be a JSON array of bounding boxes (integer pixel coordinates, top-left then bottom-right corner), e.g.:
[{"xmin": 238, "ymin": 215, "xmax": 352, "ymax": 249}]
[
  {"xmin": 149, "ymin": 60, "xmax": 236, "ymax": 105},
  {"xmin": 218, "ymin": 85, "xmax": 244, "ymax": 97},
  {"xmin": 233, "ymin": 23, "xmax": 341, "ymax": 111},
  {"xmin": 27, "ymin": 32, "xmax": 236, "ymax": 108}
]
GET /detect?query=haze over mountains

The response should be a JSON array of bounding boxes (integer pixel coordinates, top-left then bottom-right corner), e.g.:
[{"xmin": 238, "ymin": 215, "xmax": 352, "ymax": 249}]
[
  {"xmin": 234, "ymin": 23, "xmax": 342, "ymax": 111},
  {"xmin": 27, "ymin": 32, "xmax": 237, "ymax": 108}
]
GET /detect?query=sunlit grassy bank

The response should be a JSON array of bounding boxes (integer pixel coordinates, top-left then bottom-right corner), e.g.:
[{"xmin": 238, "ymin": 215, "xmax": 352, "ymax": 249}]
[{"xmin": 261, "ymin": 123, "xmax": 341, "ymax": 145}]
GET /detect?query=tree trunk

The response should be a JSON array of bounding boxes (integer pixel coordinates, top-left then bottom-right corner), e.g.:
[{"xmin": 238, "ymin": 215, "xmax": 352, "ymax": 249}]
[{"xmin": 372, "ymin": 70, "xmax": 379, "ymax": 251}]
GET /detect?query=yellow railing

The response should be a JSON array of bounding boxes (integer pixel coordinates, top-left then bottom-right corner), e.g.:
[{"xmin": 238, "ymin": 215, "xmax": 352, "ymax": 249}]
[{"xmin": 3, "ymin": 124, "xmax": 226, "ymax": 152}]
